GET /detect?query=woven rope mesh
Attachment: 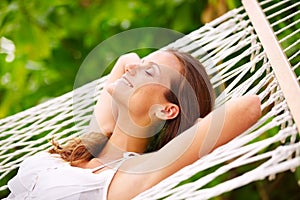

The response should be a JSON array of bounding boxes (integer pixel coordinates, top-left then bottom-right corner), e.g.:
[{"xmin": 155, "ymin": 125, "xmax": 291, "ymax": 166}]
[
  {"xmin": 0, "ymin": 0, "xmax": 299, "ymax": 198},
  {"xmin": 133, "ymin": 1, "xmax": 300, "ymax": 199}
]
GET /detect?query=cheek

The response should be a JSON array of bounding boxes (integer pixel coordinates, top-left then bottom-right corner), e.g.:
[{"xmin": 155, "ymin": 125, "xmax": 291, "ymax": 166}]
[
  {"xmin": 128, "ymin": 86, "xmax": 166, "ymax": 116},
  {"xmin": 129, "ymin": 87, "xmax": 154, "ymax": 114}
]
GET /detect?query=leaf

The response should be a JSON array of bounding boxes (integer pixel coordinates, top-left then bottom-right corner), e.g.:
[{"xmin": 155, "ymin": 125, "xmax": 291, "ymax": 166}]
[{"xmin": 295, "ymin": 165, "xmax": 300, "ymax": 187}]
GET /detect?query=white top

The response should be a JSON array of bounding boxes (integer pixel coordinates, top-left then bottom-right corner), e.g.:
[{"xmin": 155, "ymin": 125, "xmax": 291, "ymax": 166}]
[{"xmin": 5, "ymin": 152, "xmax": 136, "ymax": 200}]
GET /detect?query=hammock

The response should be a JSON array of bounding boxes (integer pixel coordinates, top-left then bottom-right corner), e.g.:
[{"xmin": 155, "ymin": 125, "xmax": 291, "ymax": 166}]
[{"xmin": 0, "ymin": 0, "xmax": 299, "ymax": 198}]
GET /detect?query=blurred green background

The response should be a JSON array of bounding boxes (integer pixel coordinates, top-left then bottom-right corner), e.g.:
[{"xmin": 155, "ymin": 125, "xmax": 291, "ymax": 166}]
[
  {"xmin": 0, "ymin": 0, "xmax": 239, "ymax": 119},
  {"xmin": 0, "ymin": 0, "xmax": 299, "ymax": 199}
]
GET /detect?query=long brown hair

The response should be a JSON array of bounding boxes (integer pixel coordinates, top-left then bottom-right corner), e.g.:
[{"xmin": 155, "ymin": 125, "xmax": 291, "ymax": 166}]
[
  {"xmin": 49, "ymin": 49, "xmax": 215, "ymax": 163},
  {"xmin": 49, "ymin": 132, "xmax": 108, "ymax": 165},
  {"xmin": 146, "ymin": 49, "xmax": 215, "ymax": 152}
]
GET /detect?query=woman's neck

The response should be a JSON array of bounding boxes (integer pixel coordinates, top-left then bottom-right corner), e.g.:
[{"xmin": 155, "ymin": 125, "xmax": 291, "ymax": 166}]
[
  {"xmin": 97, "ymin": 125, "xmax": 149, "ymax": 163},
  {"xmin": 99, "ymin": 106, "xmax": 164, "ymax": 157},
  {"xmin": 108, "ymin": 125, "xmax": 149, "ymax": 153}
]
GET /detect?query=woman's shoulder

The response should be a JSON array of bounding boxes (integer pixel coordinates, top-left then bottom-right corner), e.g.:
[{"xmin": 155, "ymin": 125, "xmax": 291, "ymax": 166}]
[
  {"xmin": 16, "ymin": 151, "xmax": 67, "ymax": 178},
  {"xmin": 22, "ymin": 151, "xmax": 60, "ymax": 160},
  {"xmin": 7, "ymin": 152, "xmax": 66, "ymax": 196},
  {"xmin": 21, "ymin": 151, "xmax": 65, "ymax": 167},
  {"xmin": 7, "ymin": 151, "xmax": 116, "ymax": 199}
]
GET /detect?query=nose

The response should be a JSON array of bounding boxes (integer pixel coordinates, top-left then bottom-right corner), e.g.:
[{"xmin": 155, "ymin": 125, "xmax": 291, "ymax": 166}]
[{"xmin": 125, "ymin": 63, "xmax": 139, "ymax": 75}]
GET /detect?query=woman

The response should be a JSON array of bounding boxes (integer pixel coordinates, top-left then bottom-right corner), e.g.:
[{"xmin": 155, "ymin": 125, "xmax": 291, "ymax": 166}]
[{"xmin": 6, "ymin": 49, "xmax": 261, "ymax": 199}]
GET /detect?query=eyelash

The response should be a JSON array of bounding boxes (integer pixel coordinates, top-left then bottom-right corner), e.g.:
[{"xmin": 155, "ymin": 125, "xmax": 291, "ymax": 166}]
[{"xmin": 145, "ymin": 68, "xmax": 153, "ymax": 77}]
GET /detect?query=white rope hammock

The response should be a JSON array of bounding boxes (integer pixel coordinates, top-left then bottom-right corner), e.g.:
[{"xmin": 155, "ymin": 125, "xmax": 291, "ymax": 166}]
[{"xmin": 0, "ymin": 0, "xmax": 299, "ymax": 198}]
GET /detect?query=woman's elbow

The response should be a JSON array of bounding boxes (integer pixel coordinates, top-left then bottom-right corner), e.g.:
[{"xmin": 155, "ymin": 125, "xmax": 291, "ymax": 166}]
[{"xmin": 244, "ymin": 95, "xmax": 262, "ymax": 124}]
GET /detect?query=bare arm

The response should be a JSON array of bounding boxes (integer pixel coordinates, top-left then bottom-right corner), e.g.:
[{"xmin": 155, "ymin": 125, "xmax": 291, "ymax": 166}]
[
  {"xmin": 90, "ymin": 53, "xmax": 141, "ymax": 136},
  {"xmin": 108, "ymin": 95, "xmax": 262, "ymax": 199}
]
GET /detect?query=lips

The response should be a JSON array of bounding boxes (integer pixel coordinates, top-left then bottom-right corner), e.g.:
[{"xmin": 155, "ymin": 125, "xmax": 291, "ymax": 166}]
[{"xmin": 121, "ymin": 76, "xmax": 133, "ymax": 88}]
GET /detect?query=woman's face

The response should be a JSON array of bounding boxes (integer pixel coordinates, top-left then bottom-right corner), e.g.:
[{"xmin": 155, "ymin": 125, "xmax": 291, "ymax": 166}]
[{"xmin": 108, "ymin": 51, "xmax": 183, "ymax": 129}]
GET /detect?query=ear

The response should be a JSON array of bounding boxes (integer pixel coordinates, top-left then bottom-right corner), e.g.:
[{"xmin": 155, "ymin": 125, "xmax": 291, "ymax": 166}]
[{"xmin": 155, "ymin": 103, "xmax": 179, "ymax": 120}]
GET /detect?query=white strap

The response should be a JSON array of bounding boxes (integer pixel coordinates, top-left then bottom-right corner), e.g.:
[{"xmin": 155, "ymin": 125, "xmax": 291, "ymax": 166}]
[{"xmin": 91, "ymin": 152, "xmax": 138, "ymax": 173}]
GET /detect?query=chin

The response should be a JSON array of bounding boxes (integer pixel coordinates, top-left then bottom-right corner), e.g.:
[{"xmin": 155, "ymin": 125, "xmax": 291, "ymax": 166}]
[{"xmin": 106, "ymin": 82, "xmax": 117, "ymax": 96}]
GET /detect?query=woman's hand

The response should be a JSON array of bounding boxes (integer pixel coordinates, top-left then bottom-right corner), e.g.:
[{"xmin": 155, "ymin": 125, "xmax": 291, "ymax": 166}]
[
  {"xmin": 90, "ymin": 53, "xmax": 141, "ymax": 136},
  {"xmin": 106, "ymin": 53, "xmax": 141, "ymax": 86}
]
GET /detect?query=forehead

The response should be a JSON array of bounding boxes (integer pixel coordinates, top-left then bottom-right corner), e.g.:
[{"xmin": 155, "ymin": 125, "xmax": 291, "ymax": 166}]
[{"xmin": 142, "ymin": 51, "xmax": 183, "ymax": 73}]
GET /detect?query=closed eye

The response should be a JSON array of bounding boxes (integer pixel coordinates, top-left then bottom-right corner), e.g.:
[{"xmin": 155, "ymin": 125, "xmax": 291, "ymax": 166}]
[{"xmin": 145, "ymin": 67, "xmax": 154, "ymax": 77}]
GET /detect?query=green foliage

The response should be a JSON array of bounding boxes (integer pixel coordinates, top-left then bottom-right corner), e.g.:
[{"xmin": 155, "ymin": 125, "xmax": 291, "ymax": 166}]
[
  {"xmin": 296, "ymin": 166, "xmax": 300, "ymax": 187},
  {"xmin": 0, "ymin": 0, "xmax": 207, "ymax": 118}
]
